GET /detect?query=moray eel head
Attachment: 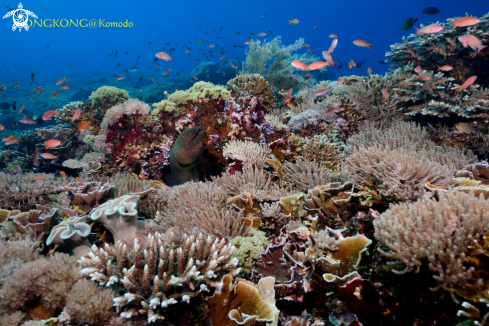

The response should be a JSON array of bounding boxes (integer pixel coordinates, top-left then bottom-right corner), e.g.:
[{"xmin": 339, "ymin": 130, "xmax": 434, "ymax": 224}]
[{"xmin": 168, "ymin": 126, "xmax": 204, "ymax": 186}]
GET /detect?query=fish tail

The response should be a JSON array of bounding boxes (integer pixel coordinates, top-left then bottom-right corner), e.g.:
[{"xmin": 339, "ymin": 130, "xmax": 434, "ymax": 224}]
[
  {"xmin": 478, "ymin": 46, "xmax": 488, "ymax": 54},
  {"xmin": 414, "ymin": 27, "xmax": 420, "ymax": 36},
  {"xmin": 367, "ymin": 44, "xmax": 372, "ymax": 49},
  {"xmin": 170, "ymin": 56, "xmax": 173, "ymax": 62}
]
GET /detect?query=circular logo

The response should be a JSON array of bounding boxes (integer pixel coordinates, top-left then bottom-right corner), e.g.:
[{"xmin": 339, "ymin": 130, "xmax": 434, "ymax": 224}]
[{"xmin": 13, "ymin": 9, "xmax": 28, "ymax": 28}]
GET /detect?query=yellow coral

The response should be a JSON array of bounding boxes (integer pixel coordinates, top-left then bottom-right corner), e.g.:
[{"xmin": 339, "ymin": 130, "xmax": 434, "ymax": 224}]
[
  {"xmin": 152, "ymin": 99, "xmax": 183, "ymax": 116},
  {"xmin": 167, "ymin": 81, "xmax": 231, "ymax": 105},
  {"xmin": 230, "ymin": 229, "xmax": 270, "ymax": 275},
  {"xmin": 89, "ymin": 86, "xmax": 129, "ymax": 106}
]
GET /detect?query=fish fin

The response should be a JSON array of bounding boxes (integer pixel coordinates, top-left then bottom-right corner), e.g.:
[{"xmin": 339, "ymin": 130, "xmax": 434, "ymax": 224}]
[
  {"xmin": 367, "ymin": 44, "xmax": 372, "ymax": 49},
  {"xmin": 478, "ymin": 46, "xmax": 487, "ymax": 54},
  {"xmin": 414, "ymin": 27, "xmax": 420, "ymax": 36}
]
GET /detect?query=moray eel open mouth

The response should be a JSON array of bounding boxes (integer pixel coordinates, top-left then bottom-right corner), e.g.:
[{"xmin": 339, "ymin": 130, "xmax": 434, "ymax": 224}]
[{"xmin": 188, "ymin": 127, "xmax": 203, "ymax": 146}]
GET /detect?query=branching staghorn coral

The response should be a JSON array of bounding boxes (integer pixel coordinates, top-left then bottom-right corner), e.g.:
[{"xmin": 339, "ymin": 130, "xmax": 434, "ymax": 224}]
[
  {"xmin": 79, "ymin": 232, "xmax": 240, "ymax": 322},
  {"xmin": 374, "ymin": 191, "xmax": 489, "ymax": 302},
  {"xmin": 240, "ymin": 36, "xmax": 319, "ymax": 92}
]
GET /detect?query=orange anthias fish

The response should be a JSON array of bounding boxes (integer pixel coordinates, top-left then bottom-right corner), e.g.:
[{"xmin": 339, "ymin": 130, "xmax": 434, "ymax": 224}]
[
  {"xmin": 329, "ymin": 34, "xmax": 338, "ymax": 38},
  {"xmin": 34, "ymin": 86, "xmax": 44, "ymax": 94},
  {"xmin": 381, "ymin": 89, "xmax": 389, "ymax": 99},
  {"xmin": 307, "ymin": 62, "xmax": 329, "ymax": 70},
  {"xmin": 56, "ymin": 77, "xmax": 69, "ymax": 85},
  {"xmin": 20, "ymin": 115, "xmax": 36, "ymax": 124},
  {"xmin": 42, "ymin": 109, "xmax": 58, "ymax": 121},
  {"xmin": 368, "ymin": 67, "xmax": 373, "ymax": 74},
  {"xmin": 438, "ymin": 65, "xmax": 453, "ymax": 71},
  {"xmin": 313, "ymin": 89, "xmax": 331, "ymax": 97},
  {"xmin": 245, "ymin": 40, "xmax": 251, "ymax": 45},
  {"xmin": 219, "ymin": 55, "xmax": 226, "ymax": 60},
  {"xmin": 40, "ymin": 153, "xmax": 58, "ymax": 160},
  {"xmin": 328, "ymin": 39, "xmax": 338, "ymax": 53},
  {"xmin": 150, "ymin": 76, "xmax": 156, "ymax": 83},
  {"xmin": 0, "ymin": 124, "xmax": 4, "ymax": 130},
  {"xmin": 3, "ymin": 136, "xmax": 20, "ymax": 145},
  {"xmin": 77, "ymin": 120, "xmax": 90, "ymax": 130},
  {"xmin": 60, "ymin": 171, "xmax": 66, "ymax": 178},
  {"xmin": 414, "ymin": 65, "xmax": 423, "ymax": 74},
  {"xmin": 192, "ymin": 75, "xmax": 198, "ymax": 80},
  {"xmin": 458, "ymin": 35, "xmax": 487, "ymax": 54},
  {"xmin": 155, "ymin": 52, "xmax": 173, "ymax": 62},
  {"xmin": 34, "ymin": 175, "xmax": 45, "ymax": 180},
  {"xmin": 257, "ymin": 32, "xmax": 267, "ymax": 37},
  {"xmin": 162, "ymin": 71, "xmax": 169, "ymax": 75},
  {"xmin": 60, "ymin": 85, "xmax": 70, "ymax": 90},
  {"xmin": 417, "ymin": 74, "xmax": 431, "ymax": 81},
  {"xmin": 18, "ymin": 105, "xmax": 25, "ymax": 113},
  {"xmin": 336, "ymin": 77, "xmax": 346, "ymax": 86},
  {"xmin": 287, "ymin": 88, "xmax": 293, "ymax": 98},
  {"xmin": 288, "ymin": 19, "xmax": 299, "ymax": 25},
  {"xmin": 76, "ymin": 176, "xmax": 82, "ymax": 183},
  {"xmin": 450, "ymin": 16, "xmax": 480, "ymax": 28},
  {"xmin": 72, "ymin": 108, "xmax": 81, "ymax": 122},
  {"xmin": 291, "ymin": 61, "xmax": 310, "ymax": 71},
  {"xmin": 44, "ymin": 139, "xmax": 62, "ymax": 149},
  {"xmin": 353, "ymin": 39, "xmax": 372, "ymax": 49},
  {"xmin": 51, "ymin": 91, "xmax": 60, "ymax": 98},
  {"xmin": 12, "ymin": 82, "xmax": 20, "ymax": 88},
  {"xmin": 230, "ymin": 62, "xmax": 239, "ymax": 69},
  {"xmin": 415, "ymin": 24, "xmax": 443, "ymax": 36},
  {"xmin": 33, "ymin": 150, "xmax": 40, "ymax": 166},
  {"xmin": 456, "ymin": 76, "xmax": 477, "ymax": 92}
]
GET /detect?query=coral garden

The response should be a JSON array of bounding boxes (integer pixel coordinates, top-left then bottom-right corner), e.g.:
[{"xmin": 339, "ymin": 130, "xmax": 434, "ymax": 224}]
[{"xmin": 1, "ymin": 12, "xmax": 489, "ymax": 326}]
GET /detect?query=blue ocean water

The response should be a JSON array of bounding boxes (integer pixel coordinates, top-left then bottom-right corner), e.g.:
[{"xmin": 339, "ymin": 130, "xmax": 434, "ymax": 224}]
[{"xmin": 0, "ymin": 0, "xmax": 487, "ymax": 128}]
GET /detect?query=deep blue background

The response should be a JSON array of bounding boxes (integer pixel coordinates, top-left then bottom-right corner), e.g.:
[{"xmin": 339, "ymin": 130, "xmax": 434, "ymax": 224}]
[{"xmin": 0, "ymin": 0, "xmax": 488, "ymax": 89}]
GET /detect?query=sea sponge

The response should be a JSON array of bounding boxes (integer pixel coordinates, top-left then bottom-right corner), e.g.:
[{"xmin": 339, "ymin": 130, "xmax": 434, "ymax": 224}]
[
  {"xmin": 46, "ymin": 215, "xmax": 92, "ymax": 257},
  {"xmin": 89, "ymin": 86, "xmax": 129, "ymax": 106},
  {"xmin": 230, "ymin": 229, "xmax": 270, "ymax": 275},
  {"xmin": 227, "ymin": 74, "xmax": 276, "ymax": 111},
  {"xmin": 83, "ymin": 134, "xmax": 97, "ymax": 147}
]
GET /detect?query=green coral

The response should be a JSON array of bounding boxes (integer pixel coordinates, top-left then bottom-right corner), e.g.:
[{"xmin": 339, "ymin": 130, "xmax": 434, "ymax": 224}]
[
  {"xmin": 7, "ymin": 158, "xmax": 25, "ymax": 172},
  {"xmin": 167, "ymin": 81, "xmax": 230, "ymax": 105},
  {"xmin": 83, "ymin": 135, "xmax": 97, "ymax": 147},
  {"xmin": 230, "ymin": 229, "xmax": 270, "ymax": 275},
  {"xmin": 89, "ymin": 86, "xmax": 129, "ymax": 106},
  {"xmin": 152, "ymin": 99, "xmax": 184, "ymax": 117}
]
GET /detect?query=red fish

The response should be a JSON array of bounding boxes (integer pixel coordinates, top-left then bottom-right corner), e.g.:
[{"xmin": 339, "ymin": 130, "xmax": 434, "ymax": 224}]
[
  {"xmin": 353, "ymin": 39, "xmax": 372, "ymax": 49},
  {"xmin": 291, "ymin": 61, "xmax": 310, "ymax": 71},
  {"xmin": 325, "ymin": 107, "xmax": 342, "ymax": 114},
  {"xmin": 18, "ymin": 105, "xmax": 25, "ymax": 113},
  {"xmin": 51, "ymin": 91, "xmax": 60, "ymax": 98},
  {"xmin": 416, "ymin": 74, "xmax": 431, "ymax": 81},
  {"xmin": 288, "ymin": 19, "xmax": 299, "ymax": 24},
  {"xmin": 72, "ymin": 108, "xmax": 81, "ymax": 122},
  {"xmin": 3, "ymin": 136, "xmax": 19, "ymax": 145},
  {"xmin": 33, "ymin": 150, "xmax": 40, "ymax": 166},
  {"xmin": 34, "ymin": 175, "xmax": 45, "ymax": 180},
  {"xmin": 450, "ymin": 16, "xmax": 480, "ymax": 28},
  {"xmin": 60, "ymin": 85, "xmax": 70, "ymax": 90},
  {"xmin": 150, "ymin": 76, "xmax": 156, "ymax": 83},
  {"xmin": 328, "ymin": 39, "xmax": 338, "ymax": 53},
  {"xmin": 42, "ymin": 109, "xmax": 58, "ymax": 121},
  {"xmin": 456, "ymin": 76, "xmax": 477, "ymax": 92},
  {"xmin": 415, "ymin": 24, "xmax": 443, "ymax": 36},
  {"xmin": 56, "ymin": 77, "xmax": 68, "ymax": 85},
  {"xmin": 41, "ymin": 153, "xmax": 58, "ymax": 159},
  {"xmin": 60, "ymin": 171, "xmax": 66, "ymax": 177},
  {"xmin": 155, "ymin": 52, "xmax": 173, "ymax": 62},
  {"xmin": 20, "ymin": 115, "xmax": 36, "ymax": 124},
  {"xmin": 230, "ymin": 62, "xmax": 239, "ymax": 69},
  {"xmin": 414, "ymin": 66, "xmax": 423, "ymax": 74},
  {"xmin": 44, "ymin": 139, "xmax": 62, "ymax": 149},
  {"xmin": 192, "ymin": 75, "xmax": 198, "ymax": 80},
  {"xmin": 0, "ymin": 124, "xmax": 3, "ymax": 130},
  {"xmin": 381, "ymin": 89, "xmax": 389, "ymax": 99},
  {"xmin": 307, "ymin": 62, "xmax": 329, "ymax": 70},
  {"xmin": 313, "ymin": 89, "xmax": 331, "ymax": 97}
]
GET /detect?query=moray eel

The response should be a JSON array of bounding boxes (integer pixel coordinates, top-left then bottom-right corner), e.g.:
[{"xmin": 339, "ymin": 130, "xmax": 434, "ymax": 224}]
[{"xmin": 168, "ymin": 126, "xmax": 204, "ymax": 186}]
